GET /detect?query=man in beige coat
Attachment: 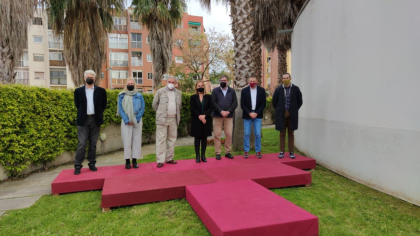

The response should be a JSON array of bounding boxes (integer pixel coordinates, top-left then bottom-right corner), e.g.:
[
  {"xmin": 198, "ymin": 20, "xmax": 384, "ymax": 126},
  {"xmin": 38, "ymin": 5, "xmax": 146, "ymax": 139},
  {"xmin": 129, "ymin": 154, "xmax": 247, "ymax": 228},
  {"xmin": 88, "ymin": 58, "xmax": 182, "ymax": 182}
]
[{"xmin": 152, "ymin": 77, "xmax": 182, "ymax": 168}]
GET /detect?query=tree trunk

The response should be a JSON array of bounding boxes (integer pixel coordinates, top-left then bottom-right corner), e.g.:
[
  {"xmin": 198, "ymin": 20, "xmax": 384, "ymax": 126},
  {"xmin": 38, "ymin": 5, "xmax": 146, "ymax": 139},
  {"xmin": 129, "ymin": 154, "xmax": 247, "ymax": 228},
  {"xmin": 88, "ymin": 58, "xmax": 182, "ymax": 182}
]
[
  {"xmin": 0, "ymin": 46, "xmax": 16, "ymax": 84},
  {"xmin": 276, "ymin": 46, "xmax": 288, "ymax": 86}
]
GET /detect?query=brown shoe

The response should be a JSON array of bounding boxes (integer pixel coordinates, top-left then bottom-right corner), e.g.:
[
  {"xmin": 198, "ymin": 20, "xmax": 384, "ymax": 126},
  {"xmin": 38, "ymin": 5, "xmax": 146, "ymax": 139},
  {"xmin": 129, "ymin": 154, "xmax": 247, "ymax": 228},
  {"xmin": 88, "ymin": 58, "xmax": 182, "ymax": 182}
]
[
  {"xmin": 157, "ymin": 163, "xmax": 164, "ymax": 168},
  {"xmin": 166, "ymin": 160, "xmax": 177, "ymax": 164}
]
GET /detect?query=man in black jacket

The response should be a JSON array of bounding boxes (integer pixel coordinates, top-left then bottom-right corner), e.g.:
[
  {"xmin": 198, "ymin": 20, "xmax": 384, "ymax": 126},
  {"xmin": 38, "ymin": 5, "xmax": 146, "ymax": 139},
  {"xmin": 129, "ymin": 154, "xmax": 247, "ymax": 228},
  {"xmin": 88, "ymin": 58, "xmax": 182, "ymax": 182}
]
[
  {"xmin": 73, "ymin": 70, "xmax": 107, "ymax": 175},
  {"xmin": 241, "ymin": 75, "xmax": 267, "ymax": 159},
  {"xmin": 211, "ymin": 75, "xmax": 238, "ymax": 160},
  {"xmin": 272, "ymin": 73, "xmax": 303, "ymax": 159}
]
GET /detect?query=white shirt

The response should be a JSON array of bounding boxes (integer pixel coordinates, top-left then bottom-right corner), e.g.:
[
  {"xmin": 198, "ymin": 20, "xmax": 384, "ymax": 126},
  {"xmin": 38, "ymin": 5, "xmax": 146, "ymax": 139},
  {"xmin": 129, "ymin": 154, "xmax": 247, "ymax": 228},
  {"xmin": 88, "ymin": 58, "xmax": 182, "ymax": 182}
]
[
  {"xmin": 250, "ymin": 86, "xmax": 257, "ymax": 110},
  {"xmin": 221, "ymin": 87, "xmax": 228, "ymax": 97},
  {"xmin": 85, "ymin": 86, "xmax": 95, "ymax": 115}
]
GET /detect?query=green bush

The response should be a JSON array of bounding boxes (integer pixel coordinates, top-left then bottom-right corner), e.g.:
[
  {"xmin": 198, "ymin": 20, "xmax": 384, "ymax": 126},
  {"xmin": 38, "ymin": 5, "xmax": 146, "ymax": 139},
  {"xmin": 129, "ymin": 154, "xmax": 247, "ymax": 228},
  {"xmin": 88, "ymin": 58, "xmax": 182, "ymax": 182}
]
[
  {"xmin": 0, "ymin": 85, "xmax": 192, "ymax": 177},
  {"xmin": 265, "ymin": 97, "xmax": 275, "ymax": 120}
]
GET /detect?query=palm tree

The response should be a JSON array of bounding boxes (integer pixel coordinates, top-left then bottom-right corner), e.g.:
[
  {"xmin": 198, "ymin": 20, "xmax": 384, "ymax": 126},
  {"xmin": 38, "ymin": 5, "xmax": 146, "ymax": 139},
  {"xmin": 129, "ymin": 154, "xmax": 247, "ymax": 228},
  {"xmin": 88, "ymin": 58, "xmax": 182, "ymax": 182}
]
[
  {"xmin": 132, "ymin": 0, "xmax": 186, "ymax": 88},
  {"xmin": 0, "ymin": 0, "xmax": 37, "ymax": 84},
  {"xmin": 46, "ymin": 0, "xmax": 124, "ymax": 87}
]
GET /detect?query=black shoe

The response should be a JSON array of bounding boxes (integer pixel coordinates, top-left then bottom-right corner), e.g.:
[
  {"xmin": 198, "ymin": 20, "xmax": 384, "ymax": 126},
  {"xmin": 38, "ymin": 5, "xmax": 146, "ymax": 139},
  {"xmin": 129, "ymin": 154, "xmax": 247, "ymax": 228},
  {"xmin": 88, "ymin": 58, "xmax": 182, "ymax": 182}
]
[
  {"xmin": 88, "ymin": 163, "xmax": 97, "ymax": 172},
  {"xmin": 290, "ymin": 152, "xmax": 295, "ymax": 159},
  {"xmin": 225, "ymin": 153, "xmax": 234, "ymax": 159},
  {"xmin": 216, "ymin": 154, "xmax": 221, "ymax": 160},
  {"xmin": 74, "ymin": 166, "xmax": 82, "ymax": 175},
  {"xmin": 132, "ymin": 158, "xmax": 139, "ymax": 168},
  {"xmin": 125, "ymin": 159, "xmax": 131, "ymax": 169},
  {"xmin": 201, "ymin": 155, "xmax": 207, "ymax": 163},
  {"xmin": 278, "ymin": 152, "xmax": 285, "ymax": 158},
  {"xmin": 196, "ymin": 154, "xmax": 201, "ymax": 163}
]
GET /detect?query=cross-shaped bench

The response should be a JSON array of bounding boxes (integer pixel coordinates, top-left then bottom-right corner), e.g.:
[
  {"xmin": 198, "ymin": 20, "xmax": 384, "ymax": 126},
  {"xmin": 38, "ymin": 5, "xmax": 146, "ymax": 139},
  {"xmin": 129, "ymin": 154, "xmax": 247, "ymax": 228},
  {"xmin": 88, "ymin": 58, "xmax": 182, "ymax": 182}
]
[{"xmin": 52, "ymin": 153, "xmax": 319, "ymax": 235}]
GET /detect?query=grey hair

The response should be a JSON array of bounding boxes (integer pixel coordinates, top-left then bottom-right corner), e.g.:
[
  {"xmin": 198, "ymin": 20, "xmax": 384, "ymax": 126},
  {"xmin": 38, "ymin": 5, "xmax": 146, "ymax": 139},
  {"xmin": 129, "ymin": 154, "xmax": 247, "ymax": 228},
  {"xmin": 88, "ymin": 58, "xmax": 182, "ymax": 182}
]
[{"xmin": 84, "ymin": 70, "xmax": 96, "ymax": 78}]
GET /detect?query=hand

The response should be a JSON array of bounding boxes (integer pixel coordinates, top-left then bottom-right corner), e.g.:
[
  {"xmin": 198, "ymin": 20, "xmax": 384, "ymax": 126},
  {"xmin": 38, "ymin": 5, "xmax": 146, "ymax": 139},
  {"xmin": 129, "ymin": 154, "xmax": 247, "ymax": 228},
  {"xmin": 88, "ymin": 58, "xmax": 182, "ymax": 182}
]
[
  {"xmin": 202, "ymin": 118, "xmax": 206, "ymax": 124},
  {"xmin": 128, "ymin": 122, "xmax": 134, "ymax": 125},
  {"xmin": 199, "ymin": 115, "xmax": 205, "ymax": 120}
]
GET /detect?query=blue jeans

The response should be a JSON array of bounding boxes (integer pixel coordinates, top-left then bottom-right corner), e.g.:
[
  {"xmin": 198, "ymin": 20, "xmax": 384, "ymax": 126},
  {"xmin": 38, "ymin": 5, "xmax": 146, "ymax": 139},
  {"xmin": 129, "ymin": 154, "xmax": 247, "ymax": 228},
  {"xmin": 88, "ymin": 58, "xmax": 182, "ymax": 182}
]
[{"xmin": 243, "ymin": 118, "xmax": 262, "ymax": 152}]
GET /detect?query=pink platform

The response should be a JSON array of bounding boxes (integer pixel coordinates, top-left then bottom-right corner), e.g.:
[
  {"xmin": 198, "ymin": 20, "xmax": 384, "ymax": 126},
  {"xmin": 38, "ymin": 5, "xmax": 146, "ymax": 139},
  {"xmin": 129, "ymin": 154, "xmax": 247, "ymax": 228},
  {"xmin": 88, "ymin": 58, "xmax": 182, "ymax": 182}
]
[
  {"xmin": 232, "ymin": 153, "xmax": 316, "ymax": 170},
  {"xmin": 101, "ymin": 169, "xmax": 216, "ymax": 208},
  {"xmin": 151, "ymin": 157, "xmax": 240, "ymax": 173},
  {"xmin": 186, "ymin": 180, "xmax": 319, "ymax": 236}
]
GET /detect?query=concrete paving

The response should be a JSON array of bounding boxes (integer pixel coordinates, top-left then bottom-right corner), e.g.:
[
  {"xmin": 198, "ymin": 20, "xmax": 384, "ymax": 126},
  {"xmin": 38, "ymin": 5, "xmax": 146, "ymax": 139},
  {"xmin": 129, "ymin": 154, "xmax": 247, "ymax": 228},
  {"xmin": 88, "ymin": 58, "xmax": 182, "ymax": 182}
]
[{"xmin": 0, "ymin": 125, "xmax": 275, "ymax": 214}]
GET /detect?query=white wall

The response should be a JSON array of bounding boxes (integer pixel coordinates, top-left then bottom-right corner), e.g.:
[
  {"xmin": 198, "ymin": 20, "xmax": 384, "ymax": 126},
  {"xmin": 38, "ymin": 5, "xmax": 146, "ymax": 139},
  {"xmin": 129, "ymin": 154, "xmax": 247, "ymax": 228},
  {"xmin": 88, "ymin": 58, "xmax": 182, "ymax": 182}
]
[{"xmin": 292, "ymin": 0, "xmax": 420, "ymax": 206}]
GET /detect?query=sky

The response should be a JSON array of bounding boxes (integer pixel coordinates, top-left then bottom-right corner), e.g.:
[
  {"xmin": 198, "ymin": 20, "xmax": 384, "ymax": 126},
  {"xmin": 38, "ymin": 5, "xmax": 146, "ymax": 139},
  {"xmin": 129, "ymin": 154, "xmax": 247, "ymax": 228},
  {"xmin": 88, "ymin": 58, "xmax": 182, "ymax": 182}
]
[{"xmin": 126, "ymin": 0, "xmax": 232, "ymax": 36}]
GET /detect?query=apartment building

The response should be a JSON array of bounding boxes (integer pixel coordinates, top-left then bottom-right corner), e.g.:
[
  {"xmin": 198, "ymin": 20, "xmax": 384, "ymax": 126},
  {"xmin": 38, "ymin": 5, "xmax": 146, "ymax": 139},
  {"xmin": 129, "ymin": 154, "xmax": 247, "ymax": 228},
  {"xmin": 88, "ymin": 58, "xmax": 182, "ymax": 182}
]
[{"xmin": 261, "ymin": 47, "xmax": 292, "ymax": 94}]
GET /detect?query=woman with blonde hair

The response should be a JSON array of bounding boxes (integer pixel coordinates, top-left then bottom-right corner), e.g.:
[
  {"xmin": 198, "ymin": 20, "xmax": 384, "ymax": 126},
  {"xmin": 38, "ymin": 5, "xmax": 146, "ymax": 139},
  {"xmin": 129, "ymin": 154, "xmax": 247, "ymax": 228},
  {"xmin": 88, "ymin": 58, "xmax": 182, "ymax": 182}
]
[
  {"xmin": 117, "ymin": 78, "xmax": 145, "ymax": 169},
  {"xmin": 190, "ymin": 80, "xmax": 213, "ymax": 163}
]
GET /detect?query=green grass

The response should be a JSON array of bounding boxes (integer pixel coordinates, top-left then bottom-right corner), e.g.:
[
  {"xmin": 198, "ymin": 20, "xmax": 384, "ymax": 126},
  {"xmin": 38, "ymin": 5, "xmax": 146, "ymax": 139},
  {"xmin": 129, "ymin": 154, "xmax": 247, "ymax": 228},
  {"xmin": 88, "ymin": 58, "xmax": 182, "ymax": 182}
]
[{"xmin": 0, "ymin": 128, "xmax": 419, "ymax": 235}]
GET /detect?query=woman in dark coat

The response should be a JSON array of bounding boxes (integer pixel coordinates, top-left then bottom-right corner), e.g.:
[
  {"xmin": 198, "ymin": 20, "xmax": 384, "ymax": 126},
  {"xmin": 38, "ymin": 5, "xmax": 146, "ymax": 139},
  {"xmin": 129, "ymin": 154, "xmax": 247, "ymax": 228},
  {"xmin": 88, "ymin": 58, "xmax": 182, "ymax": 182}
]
[{"xmin": 190, "ymin": 81, "xmax": 213, "ymax": 163}]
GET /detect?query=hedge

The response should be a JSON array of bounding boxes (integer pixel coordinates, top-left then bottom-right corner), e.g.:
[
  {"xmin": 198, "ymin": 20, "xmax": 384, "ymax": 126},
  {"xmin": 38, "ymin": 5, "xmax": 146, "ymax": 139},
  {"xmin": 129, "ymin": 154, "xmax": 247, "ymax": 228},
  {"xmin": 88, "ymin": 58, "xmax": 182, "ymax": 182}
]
[{"xmin": 0, "ymin": 85, "xmax": 192, "ymax": 177}]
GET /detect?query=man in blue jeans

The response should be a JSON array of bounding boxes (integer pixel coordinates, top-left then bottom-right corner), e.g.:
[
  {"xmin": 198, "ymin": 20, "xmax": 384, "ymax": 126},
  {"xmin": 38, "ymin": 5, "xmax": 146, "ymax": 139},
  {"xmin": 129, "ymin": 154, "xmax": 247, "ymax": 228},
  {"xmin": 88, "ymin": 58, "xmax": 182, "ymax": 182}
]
[{"xmin": 241, "ymin": 75, "xmax": 267, "ymax": 158}]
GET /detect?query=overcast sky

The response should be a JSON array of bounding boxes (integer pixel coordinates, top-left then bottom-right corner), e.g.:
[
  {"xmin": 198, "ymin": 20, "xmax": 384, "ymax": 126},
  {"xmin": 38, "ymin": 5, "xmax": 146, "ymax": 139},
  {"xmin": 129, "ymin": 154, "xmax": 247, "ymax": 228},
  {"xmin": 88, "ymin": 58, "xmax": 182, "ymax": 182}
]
[{"xmin": 126, "ymin": 0, "xmax": 232, "ymax": 35}]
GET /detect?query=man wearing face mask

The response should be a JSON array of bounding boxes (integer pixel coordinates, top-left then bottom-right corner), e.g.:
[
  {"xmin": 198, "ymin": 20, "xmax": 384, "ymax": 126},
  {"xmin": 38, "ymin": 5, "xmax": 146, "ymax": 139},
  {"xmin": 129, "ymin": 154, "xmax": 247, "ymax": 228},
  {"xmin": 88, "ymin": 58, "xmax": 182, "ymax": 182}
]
[
  {"xmin": 272, "ymin": 73, "xmax": 303, "ymax": 159},
  {"xmin": 241, "ymin": 75, "xmax": 267, "ymax": 159},
  {"xmin": 211, "ymin": 75, "xmax": 238, "ymax": 160},
  {"xmin": 152, "ymin": 77, "xmax": 182, "ymax": 168},
  {"xmin": 73, "ymin": 70, "xmax": 107, "ymax": 175}
]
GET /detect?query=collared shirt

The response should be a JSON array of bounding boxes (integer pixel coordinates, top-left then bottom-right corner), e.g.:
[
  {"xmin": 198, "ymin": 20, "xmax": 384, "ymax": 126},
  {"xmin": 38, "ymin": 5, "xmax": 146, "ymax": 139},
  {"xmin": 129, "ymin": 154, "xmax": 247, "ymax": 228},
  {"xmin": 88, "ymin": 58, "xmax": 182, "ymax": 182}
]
[
  {"xmin": 85, "ymin": 86, "xmax": 95, "ymax": 115},
  {"xmin": 250, "ymin": 86, "xmax": 257, "ymax": 110},
  {"xmin": 284, "ymin": 85, "xmax": 291, "ymax": 111},
  {"xmin": 221, "ymin": 87, "xmax": 228, "ymax": 97}
]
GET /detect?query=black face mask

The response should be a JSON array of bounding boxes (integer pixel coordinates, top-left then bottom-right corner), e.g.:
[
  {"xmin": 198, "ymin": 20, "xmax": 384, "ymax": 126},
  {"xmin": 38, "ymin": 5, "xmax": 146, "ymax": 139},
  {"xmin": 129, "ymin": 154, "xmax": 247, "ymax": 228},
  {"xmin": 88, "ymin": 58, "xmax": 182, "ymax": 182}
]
[
  {"xmin": 197, "ymin": 87, "xmax": 204, "ymax": 93},
  {"xmin": 127, "ymin": 85, "xmax": 135, "ymax": 91},
  {"xmin": 220, "ymin": 82, "xmax": 227, "ymax": 88},
  {"xmin": 86, "ymin": 78, "xmax": 94, "ymax": 85}
]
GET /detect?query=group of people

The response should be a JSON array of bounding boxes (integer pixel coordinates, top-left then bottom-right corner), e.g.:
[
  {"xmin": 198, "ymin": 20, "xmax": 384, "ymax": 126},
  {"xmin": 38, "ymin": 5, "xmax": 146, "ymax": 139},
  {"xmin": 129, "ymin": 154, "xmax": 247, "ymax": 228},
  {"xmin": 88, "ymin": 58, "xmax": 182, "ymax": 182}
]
[{"xmin": 73, "ymin": 70, "xmax": 303, "ymax": 175}]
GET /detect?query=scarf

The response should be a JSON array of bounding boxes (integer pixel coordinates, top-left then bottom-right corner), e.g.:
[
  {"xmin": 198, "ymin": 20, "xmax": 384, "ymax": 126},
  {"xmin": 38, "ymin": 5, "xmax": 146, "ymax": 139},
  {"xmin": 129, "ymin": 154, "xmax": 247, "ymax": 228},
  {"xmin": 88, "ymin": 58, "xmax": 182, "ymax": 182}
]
[{"xmin": 117, "ymin": 90, "xmax": 138, "ymax": 127}]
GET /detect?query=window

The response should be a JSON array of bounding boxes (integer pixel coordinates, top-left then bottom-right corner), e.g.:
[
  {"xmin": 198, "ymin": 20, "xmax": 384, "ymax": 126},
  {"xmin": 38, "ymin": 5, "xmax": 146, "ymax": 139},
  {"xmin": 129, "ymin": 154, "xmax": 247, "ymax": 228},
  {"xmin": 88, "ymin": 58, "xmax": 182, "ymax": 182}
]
[
  {"xmin": 146, "ymin": 36, "xmax": 150, "ymax": 44},
  {"xmin": 34, "ymin": 72, "xmax": 44, "ymax": 80},
  {"xmin": 132, "ymin": 71, "xmax": 143, "ymax": 84},
  {"xmin": 130, "ymin": 15, "xmax": 142, "ymax": 30},
  {"xmin": 110, "ymin": 52, "xmax": 128, "ymax": 66},
  {"xmin": 267, "ymin": 66, "xmax": 271, "ymax": 74},
  {"xmin": 131, "ymin": 33, "xmax": 142, "ymax": 48},
  {"xmin": 50, "ymin": 68, "xmax": 67, "ymax": 85},
  {"xmin": 33, "ymin": 18, "xmax": 42, "ymax": 25},
  {"xmin": 19, "ymin": 52, "xmax": 29, "ymax": 67},
  {"xmin": 175, "ymin": 56, "xmax": 183, "ymax": 64},
  {"xmin": 131, "ymin": 52, "xmax": 142, "ymax": 66},
  {"xmin": 34, "ymin": 54, "xmax": 44, "ymax": 61},
  {"xmin": 138, "ymin": 88, "xmax": 144, "ymax": 93},
  {"xmin": 15, "ymin": 70, "xmax": 29, "ymax": 84},
  {"xmin": 49, "ymin": 51, "xmax": 65, "ymax": 66},
  {"xmin": 147, "ymin": 72, "xmax": 153, "ymax": 80},
  {"xmin": 48, "ymin": 32, "xmax": 63, "ymax": 48},
  {"xmin": 175, "ymin": 39, "xmax": 183, "ymax": 47},
  {"xmin": 147, "ymin": 54, "xmax": 152, "ymax": 62},
  {"xmin": 113, "ymin": 17, "xmax": 127, "ymax": 31},
  {"xmin": 147, "ymin": 90, "xmax": 153, "ymax": 94},
  {"xmin": 267, "ymin": 57, "xmax": 271, "ymax": 64},
  {"xmin": 109, "ymin": 33, "xmax": 128, "ymax": 49},
  {"xmin": 33, "ymin": 36, "xmax": 43, "ymax": 43},
  {"xmin": 191, "ymin": 26, "xmax": 199, "ymax": 32},
  {"xmin": 177, "ymin": 21, "xmax": 183, "ymax": 29},
  {"xmin": 110, "ymin": 70, "xmax": 129, "ymax": 86}
]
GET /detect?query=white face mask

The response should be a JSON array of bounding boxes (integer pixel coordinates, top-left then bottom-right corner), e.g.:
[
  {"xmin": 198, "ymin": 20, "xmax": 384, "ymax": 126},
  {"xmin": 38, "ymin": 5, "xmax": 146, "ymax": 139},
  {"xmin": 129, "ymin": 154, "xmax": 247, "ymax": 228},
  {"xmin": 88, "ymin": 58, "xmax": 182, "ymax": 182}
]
[{"xmin": 167, "ymin": 83, "xmax": 175, "ymax": 90}]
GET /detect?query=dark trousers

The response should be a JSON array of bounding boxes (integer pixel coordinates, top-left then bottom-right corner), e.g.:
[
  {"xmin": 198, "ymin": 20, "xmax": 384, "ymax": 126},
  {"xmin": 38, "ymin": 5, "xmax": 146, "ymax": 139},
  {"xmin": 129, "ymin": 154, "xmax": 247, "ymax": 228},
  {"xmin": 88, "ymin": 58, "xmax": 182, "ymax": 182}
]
[
  {"xmin": 280, "ymin": 111, "xmax": 294, "ymax": 152},
  {"xmin": 194, "ymin": 137, "xmax": 208, "ymax": 157},
  {"xmin": 74, "ymin": 116, "xmax": 101, "ymax": 167}
]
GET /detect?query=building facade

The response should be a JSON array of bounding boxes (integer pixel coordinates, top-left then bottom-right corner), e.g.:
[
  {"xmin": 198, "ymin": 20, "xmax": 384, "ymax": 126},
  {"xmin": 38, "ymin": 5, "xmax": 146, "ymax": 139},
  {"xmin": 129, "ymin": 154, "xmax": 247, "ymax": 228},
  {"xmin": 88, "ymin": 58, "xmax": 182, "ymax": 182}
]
[{"xmin": 261, "ymin": 47, "xmax": 292, "ymax": 95}]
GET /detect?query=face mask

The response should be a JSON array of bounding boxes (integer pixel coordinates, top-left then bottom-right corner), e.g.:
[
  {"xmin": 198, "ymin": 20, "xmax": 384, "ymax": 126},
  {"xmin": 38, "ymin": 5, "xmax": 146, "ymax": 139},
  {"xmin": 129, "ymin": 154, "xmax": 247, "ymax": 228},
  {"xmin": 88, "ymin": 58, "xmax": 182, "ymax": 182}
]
[
  {"xmin": 197, "ymin": 87, "xmax": 204, "ymax": 93},
  {"xmin": 86, "ymin": 78, "xmax": 94, "ymax": 85},
  {"xmin": 167, "ymin": 83, "xmax": 175, "ymax": 90},
  {"xmin": 283, "ymin": 80, "xmax": 291, "ymax": 86},
  {"xmin": 250, "ymin": 82, "xmax": 257, "ymax": 88},
  {"xmin": 220, "ymin": 82, "xmax": 227, "ymax": 88},
  {"xmin": 127, "ymin": 85, "xmax": 135, "ymax": 91}
]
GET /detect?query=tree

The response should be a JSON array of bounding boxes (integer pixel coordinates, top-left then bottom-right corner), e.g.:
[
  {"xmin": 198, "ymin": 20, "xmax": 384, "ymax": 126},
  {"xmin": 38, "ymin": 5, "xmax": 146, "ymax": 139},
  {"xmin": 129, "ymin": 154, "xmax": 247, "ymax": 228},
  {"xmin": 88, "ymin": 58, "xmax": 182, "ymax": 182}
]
[
  {"xmin": 0, "ymin": 0, "xmax": 36, "ymax": 84},
  {"xmin": 171, "ymin": 28, "xmax": 233, "ymax": 83},
  {"xmin": 132, "ymin": 0, "xmax": 186, "ymax": 89},
  {"xmin": 46, "ymin": 0, "xmax": 124, "ymax": 87}
]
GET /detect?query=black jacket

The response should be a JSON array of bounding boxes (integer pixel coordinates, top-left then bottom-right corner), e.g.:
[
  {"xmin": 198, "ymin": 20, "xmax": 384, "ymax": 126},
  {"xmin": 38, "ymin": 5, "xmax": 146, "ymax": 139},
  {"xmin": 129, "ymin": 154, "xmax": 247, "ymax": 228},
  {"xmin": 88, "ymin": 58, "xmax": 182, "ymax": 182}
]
[
  {"xmin": 241, "ymin": 86, "xmax": 267, "ymax": 119},
  {"xmin": 211, "ymin": 86, "xmax": 238, "ymax": 118},
  {"xmin": 190, "ymin": 94, "xmax": 213, "ymax": 137},
  {"xmin": 74, "ymin": 85, "xmax": 107, "ymax": 126},
  {"xmin": 272, "ymin": 84, "xmax": 303, "ymax": 131}
]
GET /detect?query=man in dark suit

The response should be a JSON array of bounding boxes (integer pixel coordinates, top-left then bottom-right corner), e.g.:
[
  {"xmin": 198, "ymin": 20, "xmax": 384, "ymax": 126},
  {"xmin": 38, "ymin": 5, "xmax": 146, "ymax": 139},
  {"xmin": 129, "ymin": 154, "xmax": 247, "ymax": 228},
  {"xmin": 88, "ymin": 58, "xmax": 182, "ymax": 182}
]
[
  {"xmin": 272, "ymin": 73, "xmax": 303, "ymax": 159},
  {"xmin": 73, "ymin": 70, "xmax": 107, "ymax": 175},
  {"xmin": 241, "ymin": 75, "xmax": 267, "ymax": 159}
]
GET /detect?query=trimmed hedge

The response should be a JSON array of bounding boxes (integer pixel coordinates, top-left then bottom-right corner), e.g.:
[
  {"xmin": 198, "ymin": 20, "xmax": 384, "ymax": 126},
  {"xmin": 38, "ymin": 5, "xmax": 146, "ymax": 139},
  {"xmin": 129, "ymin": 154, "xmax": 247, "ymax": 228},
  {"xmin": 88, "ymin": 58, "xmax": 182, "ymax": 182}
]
[{"xmin": 0, "ymin": 85, "xmax": 192, "ymax": 177}]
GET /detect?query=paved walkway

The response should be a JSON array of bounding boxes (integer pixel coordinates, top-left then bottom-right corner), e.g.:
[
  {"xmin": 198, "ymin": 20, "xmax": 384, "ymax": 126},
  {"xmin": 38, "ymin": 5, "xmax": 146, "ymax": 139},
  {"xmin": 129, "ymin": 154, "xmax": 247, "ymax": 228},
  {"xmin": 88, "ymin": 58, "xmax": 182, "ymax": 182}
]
[{"xmin": 0, "ymin": 125, "xmax": 275, "ymax": 214}]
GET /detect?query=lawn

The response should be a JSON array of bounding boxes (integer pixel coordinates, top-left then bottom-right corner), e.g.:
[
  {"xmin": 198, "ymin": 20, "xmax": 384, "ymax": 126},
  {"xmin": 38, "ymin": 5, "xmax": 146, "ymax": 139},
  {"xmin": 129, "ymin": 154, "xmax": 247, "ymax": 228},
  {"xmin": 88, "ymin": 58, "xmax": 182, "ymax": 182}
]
[{"xmin": 0, "ymin": 128, "xmax": 419, "ymax": 235}]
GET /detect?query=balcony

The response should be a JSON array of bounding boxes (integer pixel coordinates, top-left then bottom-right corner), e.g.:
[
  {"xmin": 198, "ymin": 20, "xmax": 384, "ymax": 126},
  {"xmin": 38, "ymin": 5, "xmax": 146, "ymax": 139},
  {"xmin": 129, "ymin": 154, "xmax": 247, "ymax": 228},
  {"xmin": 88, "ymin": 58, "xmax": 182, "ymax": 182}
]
[
  {"xmin": 49, "ymin": 41, "xmax": 63, "ymax": 49},
  {"xmin": 50, "ymin": 60, "xmax": 66, "ymax": 67},
  {"xmin": 130, "ymin": 22, "xmax": 141, "ymax": 30},
  {"xmin": 16, "ymin": 79, "xmax": 29, "ymax": 85},
  {"xmin": 131, "ymin": 41, "xmax": 142, "ymax": 48},
  {"xmin": 50, "ymin": 78, "xmax": 67, "ymax": 85},
  {"xmin": 18, "ymin": 61, "xmax": 29, "ymax": 67},
  {"xmin": 114, "ymin": 25, "xmax": 127, "ymax": 31},
  {"xmin": 131, "ymin": 57, "xmax": 143, "ymax": 67},
  {"xmin": 133, "ymin": 78, "xmax": 143, "ymax": 85}
]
